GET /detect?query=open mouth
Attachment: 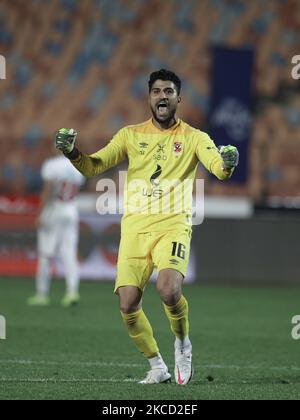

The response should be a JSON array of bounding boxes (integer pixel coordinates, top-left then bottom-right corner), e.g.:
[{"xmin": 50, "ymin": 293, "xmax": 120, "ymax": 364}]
[{"xmin": 156, "ymin": 102, "xmax": 169, "ymax": 117}]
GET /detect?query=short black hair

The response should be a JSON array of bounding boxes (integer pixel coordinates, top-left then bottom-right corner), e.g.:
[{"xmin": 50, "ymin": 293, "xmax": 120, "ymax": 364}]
[{"xmin": 148, "ymin": 69, "xmax": 181, "ymax": 95}]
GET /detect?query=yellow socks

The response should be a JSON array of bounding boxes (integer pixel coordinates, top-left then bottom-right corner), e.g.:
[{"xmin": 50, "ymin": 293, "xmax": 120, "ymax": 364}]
[
  {"xmin": 121, "ymin": 309, "xmax": 159, "ymax": 358},
  {"xmin": 121, "ymin": 296, "xmax": 190, "ymax": 361},
  {"xmin": 163, "ymin": 295, "xmax": 190, "ymax": 343}
]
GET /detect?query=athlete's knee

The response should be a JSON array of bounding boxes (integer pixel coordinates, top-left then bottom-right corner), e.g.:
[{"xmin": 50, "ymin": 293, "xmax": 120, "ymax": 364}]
[
  {"xmin": 120, "ymin": 302, "xmax": 141, "ymax": 314},
  {"xmin": 158, "ymin": 286, "xmax": 181, "ymax": 306},
  {"xmin": 117, "ymin": 286, "xmax": 142, "ymax": 314},
  {"xmin": 157, "ymin": 270, "xmax": 182, "ymax": 305}
]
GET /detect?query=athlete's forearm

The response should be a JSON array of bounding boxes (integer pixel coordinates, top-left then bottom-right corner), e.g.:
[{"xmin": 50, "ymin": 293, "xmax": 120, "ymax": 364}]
[
  {"xmin": 58, "ymin": 128, "xmax": 127, "ymax": 178},
  {"xmin": 64, "ymin": 147, "xmax": 80, "ymax": 160},
  {"xmin": 211, "ymin": 157, "xmax": 234, "ymax": 180},
  {"xmin": 65, "ymin": 143, "xmax": 126, "ymax": 178},
  {"xmin": 64, "ymin": 148, "xmax": 105, "ymax": 178},
  {"xmin": 196, "ymin": 134, "xmax": 235, "ymax": 180}
]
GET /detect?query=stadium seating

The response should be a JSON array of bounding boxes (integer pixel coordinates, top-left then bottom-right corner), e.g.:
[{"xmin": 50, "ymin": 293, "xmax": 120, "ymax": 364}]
[{"xmin": 0, "ymin": 0, "xmax": 299, "ymax": 199}]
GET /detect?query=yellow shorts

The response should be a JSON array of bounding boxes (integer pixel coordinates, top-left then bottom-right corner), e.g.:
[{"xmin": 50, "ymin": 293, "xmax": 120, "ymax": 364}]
[{"xmin": 115, "ymin": 229, "xmax": 192, "ymax": 293}]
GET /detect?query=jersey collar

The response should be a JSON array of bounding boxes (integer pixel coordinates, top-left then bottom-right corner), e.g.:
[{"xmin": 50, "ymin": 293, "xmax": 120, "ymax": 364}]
[{"xmin": 150, "ymin": 117, "xmax": 181, "ymax": 133}]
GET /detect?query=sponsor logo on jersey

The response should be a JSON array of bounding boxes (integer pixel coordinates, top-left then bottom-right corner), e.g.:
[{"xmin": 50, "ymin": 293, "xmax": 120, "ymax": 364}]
[
  {"xmin": 150, "ymin": 164, "xmax": 162, "ymax": 186},
  {"xmin": 157, "ymin": 144, "xmax": 166, "ymax": 153},
  {"xmin": 142, "ymin": 165, "xmax": 163, "ymax": 197},
  {"xmin": 153, "ymin": 144, "xmax": 167, "ymax": 161},
  {"xmin": 169, "ymin": 259, "xmax": 179, "ymax": 265}
]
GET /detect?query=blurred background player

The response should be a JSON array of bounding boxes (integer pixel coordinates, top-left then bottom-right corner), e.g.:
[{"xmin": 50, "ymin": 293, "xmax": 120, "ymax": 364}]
[{"xmin": 27, "ymin": 149, "xmax": 85, "ymax": 307}]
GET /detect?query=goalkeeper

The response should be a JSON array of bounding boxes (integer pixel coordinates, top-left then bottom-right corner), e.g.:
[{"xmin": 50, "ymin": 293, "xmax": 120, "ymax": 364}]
[{"xmin": 55, "ymin": 69, "xmax": 239, "ymax": 385}]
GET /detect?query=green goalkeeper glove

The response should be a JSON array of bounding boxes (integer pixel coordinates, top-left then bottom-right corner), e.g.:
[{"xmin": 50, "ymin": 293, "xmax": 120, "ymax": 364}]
[
  {"xmin": 219, "ymin": 145, "xmax": 239, "ymax": 170},
  {"xmin": 55, "ymin": 128, "xmax": 77, "ymax": 154}
]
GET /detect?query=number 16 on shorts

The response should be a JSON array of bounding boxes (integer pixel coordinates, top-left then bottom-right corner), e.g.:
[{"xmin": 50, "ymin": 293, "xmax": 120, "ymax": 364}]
[{"xmin": 172, "ymin": 242, "xmax": 186, "ymax": 259}]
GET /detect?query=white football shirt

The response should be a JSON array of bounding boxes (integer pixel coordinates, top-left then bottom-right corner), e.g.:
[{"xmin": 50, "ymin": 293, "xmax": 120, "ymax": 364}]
[{"xmin": 41, "ymin": 156, "xmax": 85, "ymax": 204}]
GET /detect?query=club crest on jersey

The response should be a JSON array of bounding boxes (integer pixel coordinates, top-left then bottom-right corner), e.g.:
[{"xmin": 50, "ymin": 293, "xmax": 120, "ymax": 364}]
[{"xmin": 174, "ymin": 141, "xmax": 183, "ymax": 155}]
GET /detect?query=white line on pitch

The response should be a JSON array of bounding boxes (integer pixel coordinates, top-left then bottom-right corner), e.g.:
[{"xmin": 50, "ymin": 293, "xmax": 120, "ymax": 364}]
[
  {"xmin": 0, "ymin": 360, "xmax": 143, "ymax": 368},
  {"xmin": 0, "ymin": 359, "xmax": 299, "ymax": 371},
  {"xmin": 0, "ymin": 377, "xmax": 139, "ymax": 383}
]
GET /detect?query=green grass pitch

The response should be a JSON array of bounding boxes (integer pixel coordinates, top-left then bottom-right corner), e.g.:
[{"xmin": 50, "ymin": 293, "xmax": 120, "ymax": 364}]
[{"xmin": 0, "ymin": 277, "xmax": 300, "ymax": 400}]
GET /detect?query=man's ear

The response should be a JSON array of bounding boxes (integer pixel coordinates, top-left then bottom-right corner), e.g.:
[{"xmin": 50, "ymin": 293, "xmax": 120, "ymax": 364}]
[{"xmin": 178, "ymin": 96, "xmax": 182, "ymax": 104}]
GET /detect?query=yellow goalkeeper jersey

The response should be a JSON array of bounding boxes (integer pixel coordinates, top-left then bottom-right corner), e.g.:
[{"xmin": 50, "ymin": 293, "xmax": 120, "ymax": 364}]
[{"xmin": 70, "ymin": 118, "xmax": 232, "ymax": 233}]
